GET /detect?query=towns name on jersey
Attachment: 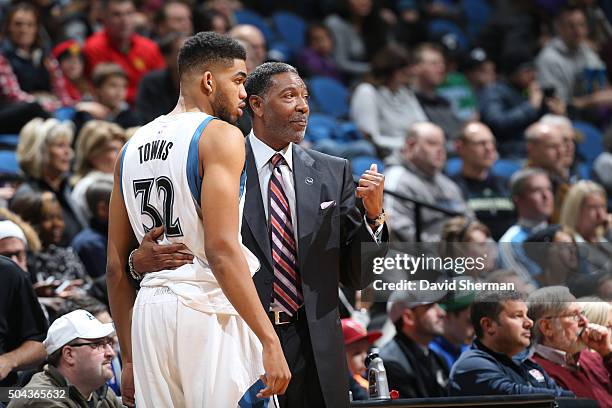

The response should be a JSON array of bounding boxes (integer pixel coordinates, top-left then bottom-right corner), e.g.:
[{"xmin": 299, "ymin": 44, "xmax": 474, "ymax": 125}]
[{"xmin": 139, "ymin": 140, "xmax": 174, "ymax": 164}]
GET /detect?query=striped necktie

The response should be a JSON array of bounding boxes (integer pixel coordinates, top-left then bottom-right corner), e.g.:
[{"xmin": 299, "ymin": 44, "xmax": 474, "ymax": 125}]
[{"xmin": 269, "ymin": 153, "xmax": 303, "ymax": 315}]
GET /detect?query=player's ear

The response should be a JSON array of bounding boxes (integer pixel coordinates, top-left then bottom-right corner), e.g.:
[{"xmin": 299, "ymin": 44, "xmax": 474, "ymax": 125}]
[
  {"xmin": 202, "ymin": 72, "xmax": 213, "ymax": 95},
  {"xmin": 249, "ymin": 95, "xmax": 264, "ymax": 117}
]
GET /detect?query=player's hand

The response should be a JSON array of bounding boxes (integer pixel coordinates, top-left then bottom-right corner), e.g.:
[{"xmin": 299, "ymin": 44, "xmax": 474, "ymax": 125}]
[
  {"xmin": 131, "ymin": 226, "xmax": 194, "ymax": 275},
  {"xmin": 257, "ymin": 340, "xmax": 291, "ymax": 398},
  {"xmin": 356, "ymin": 163, "xmax": 385, "ymax": 220},
  {"xmin": 121, "ymin": 362, "xmax": 135, "ymax": 407}
]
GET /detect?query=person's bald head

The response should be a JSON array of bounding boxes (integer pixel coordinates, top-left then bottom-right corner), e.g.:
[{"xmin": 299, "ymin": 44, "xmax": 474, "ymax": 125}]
[
  {"xmin": 540, "ymin": 114, "xmax": 575, "ymax": 168},
  {"xmin": 525, "ymin": 122, "xmax": 566, "ymax": 177},
  {"xmin": 403, "ymin": 122, "xmax": 446, "ymax": 177},
  {"xmin": 456, "ymin": 121, "xmax": 498, "ymax": 172},
  {"xmin": 229, "ymin": 24, "xmax": 267, "ymax": 67}
]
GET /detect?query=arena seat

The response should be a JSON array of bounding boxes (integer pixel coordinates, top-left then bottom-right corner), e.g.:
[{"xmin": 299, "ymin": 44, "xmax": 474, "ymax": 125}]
[
  {"xmin": 0, "ymin": 134, "xmax": 18, "ymax": 150},
  {"xmin": 428, "ymin": 19, "xmax": 469, "ymax": 51},
  {"xmin": 272, "ymin": 11, "xmax": 307, "ymax": 52},
  {"xmin": 445, "ymin": 157, "xmax": 463, "ymax": 176},
  {"xmin": 234, "ymin": 9, "xmax": 276, "ymax": 43},
  {"xmin": 309, "ymin": 76, "xmax": 350, "ymax": 118},
  {"xmin": 461, "ymin": 0, "xmax": 491, "ymax": 39},
  {"xmin": 573, "ymin": 120, "xmax": 604, "ymax": 163},
  {"xmin": 350, "ymin": 155, "xmax": 384, "ymax": 179},
  {"xmin": 491, "ymin": 158, "xmax": 522, "ymax": 180},
  {"xmin": 305, "ymin": 113, "xmax": 337, "ymax": 143},
  {"xmin": 0, "ymin": 150, "xmax": 19, "ymax": 175}
]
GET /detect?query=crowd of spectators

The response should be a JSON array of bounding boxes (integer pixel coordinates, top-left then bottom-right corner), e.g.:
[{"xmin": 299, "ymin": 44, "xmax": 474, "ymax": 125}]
[{"xmin": 1, "ymin": 0, "xmax": 612, "ymax": 406}]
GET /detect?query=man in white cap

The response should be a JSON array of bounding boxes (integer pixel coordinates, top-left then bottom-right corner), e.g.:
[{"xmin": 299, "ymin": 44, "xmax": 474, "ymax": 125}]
[
  {"xmin": 8, "ymin": 310, "xmax": 121, "ymax": 408},
  {"xmin": 0, "ymin": 219, "xmax": 28, "ymax": 272}
]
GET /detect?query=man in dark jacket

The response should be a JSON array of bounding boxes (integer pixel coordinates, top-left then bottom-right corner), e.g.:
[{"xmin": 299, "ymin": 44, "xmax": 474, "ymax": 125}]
[
  {"xmin": 380, "ymin": 288, "xmax": 449, "ymax": 398},
  {"xmin": 449, "ymin": 290, "xmax": 574, "ymax": 397},
  {"xmin": 479, "ymin": 49, "xmax": 565, "ymax": 157},
  {"xmin": 0, "ymin": 256, "xmax": 47, "ymax": 388}
]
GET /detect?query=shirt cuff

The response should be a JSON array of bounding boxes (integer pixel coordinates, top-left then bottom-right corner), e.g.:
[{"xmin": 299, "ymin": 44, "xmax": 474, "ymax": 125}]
[{"xmin": 364, "ymin": 215, "xmax": 383, "ymax": 244}]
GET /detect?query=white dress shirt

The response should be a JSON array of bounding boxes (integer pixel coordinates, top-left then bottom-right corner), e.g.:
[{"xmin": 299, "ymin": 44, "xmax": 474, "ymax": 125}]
[
  {"xmin": 248, "ymin": 131, "xmax": 383, "ymax": 245},
  {"xmin": 249, "ymin": 131, "xmax": 300, "ymax": 248}
]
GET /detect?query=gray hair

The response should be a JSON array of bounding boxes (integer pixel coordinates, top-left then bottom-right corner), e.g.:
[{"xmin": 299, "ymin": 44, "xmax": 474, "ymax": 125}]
[
  {"xmin": 559, "ymin": 180, "xmax": 607, "ymax": 233},
  {"xmin": 17, "ymin": 118, "xmax": 74, "ymax": 179},
  {"xmin": 527, "ymin": 286, "xmax": 576, "ymax": 344},
  {"xmin": 579, "ymin": 296, "xmax": 612, "ymax": 326},
  {"xmin": 540, "ymin": 114, "xmax": 572, "ymax": 130},
  {"xmin": 509, "ymin": 167, "xmax": 548, "ymax": 198}
]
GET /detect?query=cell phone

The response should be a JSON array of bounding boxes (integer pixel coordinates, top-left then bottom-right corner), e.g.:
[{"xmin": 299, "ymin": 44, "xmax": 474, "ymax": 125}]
[{"xmin": 543, "ymin": 87, "xmax": 556, "ymax": 98}]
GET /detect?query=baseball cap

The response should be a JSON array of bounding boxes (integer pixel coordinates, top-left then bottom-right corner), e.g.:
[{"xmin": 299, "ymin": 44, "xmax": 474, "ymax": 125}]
[
  {"xmin": 501, "ymin": 49, "xmax": 535, "ymax": 76},
  {"xmin": 0, "ymin": 220, "xmax": 27, "ymax": 244},
  {"xmin": 459, "ymin": 47, "xmax": 489, "ymax": 72},
  {"xmin": 44, "ymin": 310, "xmax": 115, "ymax": 355},
  {"xmin": 341, "ymin": 318, "xmax": 382, "ymax": 345},
  {"xmin": 440, "ymin": 278, "xmax": 476, "ymax": 312},
  {"xmin": 52, "ymin": 39, "xmax": 82, "ymax": 61},
  {"xmin": 387, "ymin": 284, "xmax": 447, "ymax": 323}
]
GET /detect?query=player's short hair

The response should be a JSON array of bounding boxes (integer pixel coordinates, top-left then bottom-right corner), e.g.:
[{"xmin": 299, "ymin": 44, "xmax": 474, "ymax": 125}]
[
  {"xmin": 177, "ymin": 32, "xmax": 246, "ymax": 79},
  {"xmin": 244, "ymin": 62, "xmax": 299, "ymax": 115}
]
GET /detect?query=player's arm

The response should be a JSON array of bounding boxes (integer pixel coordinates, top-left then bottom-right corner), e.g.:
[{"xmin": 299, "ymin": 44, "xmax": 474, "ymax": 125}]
[
  {"xmin": 199, "ymin": 121, "xmax": 290, "ymax": 397},
  {"xmin": 106, "ymin": 145, "xmax": 138, "ymax": 406}
]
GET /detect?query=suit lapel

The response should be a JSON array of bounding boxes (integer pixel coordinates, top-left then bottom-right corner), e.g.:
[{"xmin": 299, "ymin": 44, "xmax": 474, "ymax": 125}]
[
  {"xmin": 292, "ymin": 144, "xmax": 322, "ymax": 270},
  {"xmin": 244, "ymin": 140, "xmax": 273, "ymax": 268}
]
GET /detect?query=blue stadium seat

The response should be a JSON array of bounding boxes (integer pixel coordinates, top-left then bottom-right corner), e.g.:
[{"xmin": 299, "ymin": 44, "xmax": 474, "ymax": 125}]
[
  {"xmin": 305, "ymin": 113, "xmax": 337, "ymax": 143},
  {"xmin": 576, "ymin": 162, "xmax": 593, "ymax": 180},
  {"xmin": 350, "ymin": 155, "xmax": 384, "ymax": 179},
  {"xmin": 491, "ymin": 158, "xmax": 522, "ymax": 180},
  {"xmin": 335, "ymin": 122, "xmax": 364, "ymax": 142},
  {"xmin": 267, "ymin": 41, "xmax": 292, "ymax": 62},
  {"xmin": 0, "ymin": 150, "xmax": 19, "ymax": 175},
  {"xmin": 272, "ymin": 11, "xmax": 306, "ymax": 52},
  {"xmin": 428, "ymin": 19, "xmax": 469, "ymax": 51},
  {"xmin": 54, "ymin": 106, "xmax": 76, "ymax": 121},
  {"xmin": 573, "ymin": 121, "xmax": 604, "ymax": 163},
  {"xmin": 445, "ymin": 157, "xmax": 463, "ymax": 176},
  {"xmin": 0, "ymin": 134, "xmax": 18, "ymax": 149},
  {"xmin": 234, "ymin": 9, "xmax": 275, "ymax": 44},
  {"xmin": 309, "ymin": 76, "xmax": 349, "ymax": 118},
  {"xmin": 461, "ymin": 0, "xmax": 491, "ymax": 39}
]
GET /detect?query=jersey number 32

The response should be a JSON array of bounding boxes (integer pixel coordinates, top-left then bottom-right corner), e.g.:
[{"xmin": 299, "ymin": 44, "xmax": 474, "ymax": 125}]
[{"xmin": 133, "ymin": 176, "xmax": 183, "ymax": 237}]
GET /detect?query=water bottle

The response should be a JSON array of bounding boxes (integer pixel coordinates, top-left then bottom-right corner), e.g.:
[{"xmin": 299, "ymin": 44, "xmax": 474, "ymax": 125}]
[{"xmin": 365, "ymin": 352, "xmax": 390, "ymax": 400}]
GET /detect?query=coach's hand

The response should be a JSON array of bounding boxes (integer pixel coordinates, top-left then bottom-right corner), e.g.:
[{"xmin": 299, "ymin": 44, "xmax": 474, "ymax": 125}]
[
  {"xmin": 356, "ymin": 163, "xmax": 384, "ymax": 220},
  {"xmin": 257, "ymin": 340, "xmax": 291, "ymax": 398},
  {"xmin": 121, "ymin": 362, "xmax": 135, "ymax": 407},
  {"xmin": 131, "ymin": 226, "xmax": 194, "ymax": 275}
]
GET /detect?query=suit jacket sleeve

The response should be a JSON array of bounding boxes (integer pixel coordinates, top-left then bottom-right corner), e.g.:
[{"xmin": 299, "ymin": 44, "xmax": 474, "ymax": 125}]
[{"xmin": 339, "ymin": 159, "xmax": 389, "ymax": 290}]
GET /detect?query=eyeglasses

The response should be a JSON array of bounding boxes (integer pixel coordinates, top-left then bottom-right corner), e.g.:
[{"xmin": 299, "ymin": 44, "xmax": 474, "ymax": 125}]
[
  {"xmin": 69, "ymin": 338, "xmax": 116, "ymax": 351},
  {"xmin": 0, "ymin": 249, "xmax": 26, "ymax": 260},
  {"xmin": 543, "ymin": 311, "xmax": 584, "ymax": 322}
]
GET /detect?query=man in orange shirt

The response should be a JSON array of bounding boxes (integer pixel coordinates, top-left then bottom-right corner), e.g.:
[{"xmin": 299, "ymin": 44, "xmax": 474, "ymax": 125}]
[{"xmin": 83, "ymin": 0, "xmax": 164, "ymax": 105}]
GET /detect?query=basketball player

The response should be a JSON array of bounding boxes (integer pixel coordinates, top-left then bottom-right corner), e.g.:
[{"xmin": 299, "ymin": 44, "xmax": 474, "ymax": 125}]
[{"xmin": 106, "ymin": 32, "xmax": 290, "ymax": 407}]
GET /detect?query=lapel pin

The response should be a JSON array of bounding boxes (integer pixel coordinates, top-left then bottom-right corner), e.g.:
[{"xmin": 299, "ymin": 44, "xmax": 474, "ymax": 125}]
[{"xmin": 305, "ymin": 177, "xmax": 314, "ymax": 185}]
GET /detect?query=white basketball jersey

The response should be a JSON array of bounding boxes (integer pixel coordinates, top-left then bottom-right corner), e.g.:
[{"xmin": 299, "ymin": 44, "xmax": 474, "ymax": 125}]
[{"xmin": 121, "ymin": 111, "xmax": 260, "ymax": 315}]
